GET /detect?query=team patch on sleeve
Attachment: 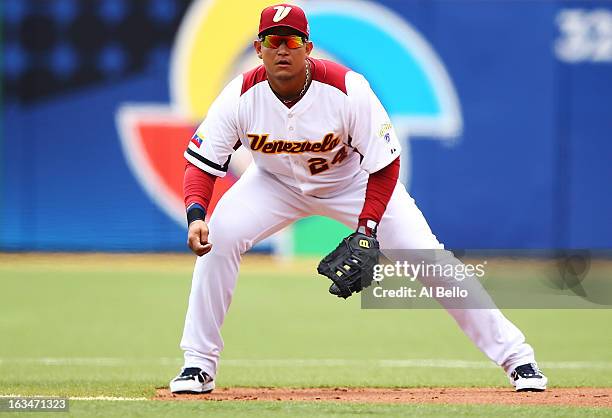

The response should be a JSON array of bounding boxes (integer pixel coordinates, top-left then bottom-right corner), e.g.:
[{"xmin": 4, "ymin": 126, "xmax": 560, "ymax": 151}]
[
  {"xmin": 190, "ymin": 132, "xmax": 204, "ymax": 147},
  {"xmin": 378, "ymin": 123, "xmax": 393, "ymax": 141}
]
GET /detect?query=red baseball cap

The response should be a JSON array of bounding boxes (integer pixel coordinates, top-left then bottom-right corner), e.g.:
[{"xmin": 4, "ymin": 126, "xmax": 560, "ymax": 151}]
[{"xmin": 258, "ymin": 4, "xmax": 309, "ymax": 38}]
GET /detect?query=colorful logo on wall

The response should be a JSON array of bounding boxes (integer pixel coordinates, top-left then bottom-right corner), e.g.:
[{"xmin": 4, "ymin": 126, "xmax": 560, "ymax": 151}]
[{"xmin": 116, "ymin": 0, "xmax": 462, "ymax": 228}]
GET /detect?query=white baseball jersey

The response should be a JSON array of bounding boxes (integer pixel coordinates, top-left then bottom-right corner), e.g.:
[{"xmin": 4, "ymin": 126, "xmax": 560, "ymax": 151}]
[{"xmin": 184, "ymin": 58, "xmax": 401, "ymax": 197}]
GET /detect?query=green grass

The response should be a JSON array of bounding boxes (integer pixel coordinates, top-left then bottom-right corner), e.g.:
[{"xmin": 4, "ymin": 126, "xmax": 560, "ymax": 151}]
[
  {"xmin": 17, "ymin": 401, "xmax": 612, "ymax": 418},
  {"xmin": 3, "ymin": 401, "xmax": 612, "ymax": 418},
  {"xmin": 0, "ymin": 254, "xmax": 611, "ymax": 416}
]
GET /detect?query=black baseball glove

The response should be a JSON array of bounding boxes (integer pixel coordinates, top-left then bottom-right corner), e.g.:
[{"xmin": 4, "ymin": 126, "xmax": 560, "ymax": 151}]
[{"xmin": 317, "ymin": 232, "xmax": 380, "ymax": 299}]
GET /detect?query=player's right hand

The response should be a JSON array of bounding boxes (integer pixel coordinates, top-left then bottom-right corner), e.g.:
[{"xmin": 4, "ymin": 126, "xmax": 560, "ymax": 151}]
[{"xmin": 187, "ymin": 220, "xmax": 213, "ymax": 256}]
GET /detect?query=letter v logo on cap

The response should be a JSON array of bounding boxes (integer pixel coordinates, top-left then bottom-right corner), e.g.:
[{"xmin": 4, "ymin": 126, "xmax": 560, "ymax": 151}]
[{"xmin": 272, "ymin": 5, "xmax": 292, "ymax": 22}]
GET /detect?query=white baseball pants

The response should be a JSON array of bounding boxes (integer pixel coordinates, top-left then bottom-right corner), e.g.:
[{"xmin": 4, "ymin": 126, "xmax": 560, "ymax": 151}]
[{"xmin": 179, "ymin": 165, "xmax": 536, "ymax": 377}]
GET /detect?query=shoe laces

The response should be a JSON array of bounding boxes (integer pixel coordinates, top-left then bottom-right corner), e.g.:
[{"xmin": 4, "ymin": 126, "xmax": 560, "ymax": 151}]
[
  {"xmin": 513, "ymin": 363, "xmax": 542, "ymax": 378},
  {"xmin": 180, "ymin": 367, "xmax": 202, "ymax": 377},
  {"xmin": 179, "ymin": 367, "xmax": 212, "ymax": 383}
]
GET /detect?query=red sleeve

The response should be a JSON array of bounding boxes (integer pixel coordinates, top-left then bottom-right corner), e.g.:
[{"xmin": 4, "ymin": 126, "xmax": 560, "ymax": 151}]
[
  {"xmin": 183, "ymin": 162, "xmax": 216, "ymax": 211},
  {"xmin": 358, "ymin": 156, "xmax": 400, "ymax": 234}
]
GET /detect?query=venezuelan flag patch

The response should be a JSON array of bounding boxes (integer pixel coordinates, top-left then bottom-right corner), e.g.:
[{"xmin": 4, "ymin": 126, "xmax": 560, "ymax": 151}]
[{"xmin": 190, "ymin": 132, "xmax": 204, "ymax": 147}]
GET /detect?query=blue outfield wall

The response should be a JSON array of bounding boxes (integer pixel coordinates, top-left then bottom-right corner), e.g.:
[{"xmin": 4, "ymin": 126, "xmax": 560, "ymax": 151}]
[{"xmin": 2, "ymin": 0, "xmax": 611, "ymax": 251}]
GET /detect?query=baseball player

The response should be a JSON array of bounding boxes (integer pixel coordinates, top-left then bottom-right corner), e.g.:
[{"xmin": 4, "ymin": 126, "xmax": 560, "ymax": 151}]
[{"xmin": 170, "ymin": 3, "xmax": 548, "ymax": 394}]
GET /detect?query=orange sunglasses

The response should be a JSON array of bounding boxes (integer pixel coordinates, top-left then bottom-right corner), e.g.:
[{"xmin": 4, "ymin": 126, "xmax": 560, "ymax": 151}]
[{"xmin": 260, "ymin": 34, "xmax": 305, "ymax": 49}]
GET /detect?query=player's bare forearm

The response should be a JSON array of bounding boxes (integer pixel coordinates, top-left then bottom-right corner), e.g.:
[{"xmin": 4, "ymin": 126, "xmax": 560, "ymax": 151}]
[{"xmin": 187, "ymin": 220, "xmax": 213, "ymax": 256}]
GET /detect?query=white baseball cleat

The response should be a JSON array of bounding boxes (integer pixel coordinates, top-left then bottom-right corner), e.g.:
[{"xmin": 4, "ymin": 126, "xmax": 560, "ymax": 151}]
[
  {"xmin": 510, "ymin": 363, "xmax": 548, "ymax": 392},
  {"xmin": 169, "ymin": 367, "xmax": 215, "ymax": 394}
]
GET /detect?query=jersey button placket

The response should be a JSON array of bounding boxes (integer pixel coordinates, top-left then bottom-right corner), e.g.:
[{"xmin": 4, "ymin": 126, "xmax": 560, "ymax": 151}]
[
  {"xmin": 286, "ymin": 113, "xmax": 302, "ymax": 192},
  {"xmin": 287, "ymin": 113, "xmax": 295, "ymax": 134},
  {"xmin": 288, "ymin": 113, "xmax": 295, "ymax": 131}
]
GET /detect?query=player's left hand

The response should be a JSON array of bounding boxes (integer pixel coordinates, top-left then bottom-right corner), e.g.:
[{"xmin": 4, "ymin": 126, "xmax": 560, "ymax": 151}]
[{"xmin": 317, "ymin": 232, "xmax": 380, "ymax": 299}]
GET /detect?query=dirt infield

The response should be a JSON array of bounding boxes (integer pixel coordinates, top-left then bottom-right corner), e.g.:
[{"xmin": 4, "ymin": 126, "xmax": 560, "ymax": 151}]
[{"xmin": 155, "ymin": 387, "xmax": 612, "ymax": 407}]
